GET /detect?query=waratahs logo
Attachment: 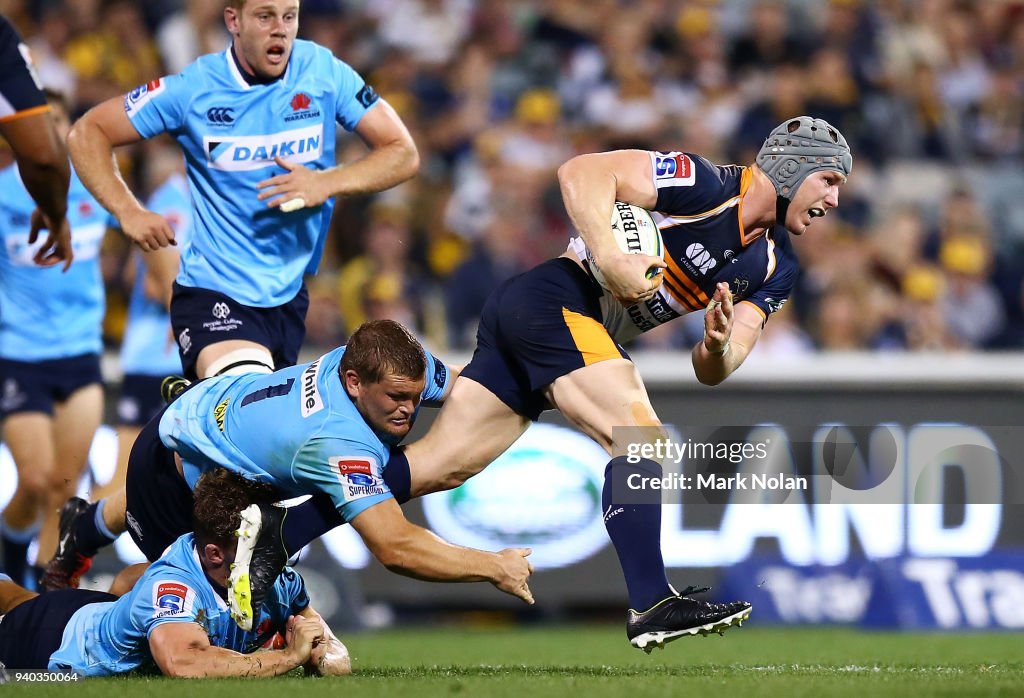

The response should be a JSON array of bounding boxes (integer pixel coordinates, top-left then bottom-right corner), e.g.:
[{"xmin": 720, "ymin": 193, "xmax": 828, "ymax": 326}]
[
  {"xmin": 286, "ymin": 92, "xmax": 320, "ymax": 122},
  {"xmin": 422, "ymin": 424, "xmax": 610, "ymax": 569},
  {"xmin": 203, "ymin": 125, "xmax": 323, "ymax": 171}
]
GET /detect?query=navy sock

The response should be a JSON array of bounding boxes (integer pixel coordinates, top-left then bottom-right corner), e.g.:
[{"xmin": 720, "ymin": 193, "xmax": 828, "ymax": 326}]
[
  {"xmin": 602, "ymin": 456, "xmax": 672, "ymax": 611},
  {"xmin": 382, "ymin": 447, "xmax": 411, "ymax": 504},
  {"xmin": 282, "ymin": 494, "xmax": 345, "ymax": 556},
  {"xmin": 72, "ymin": 501, "xmax": 118, "ymax": 557},
  {"xmin": 1, "ymin": 523, "xmax": 36, "ymax": 587}
]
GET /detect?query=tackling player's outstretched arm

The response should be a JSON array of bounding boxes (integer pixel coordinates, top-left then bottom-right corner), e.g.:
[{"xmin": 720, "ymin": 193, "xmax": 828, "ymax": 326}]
[
  {"xmin": 691, "ymin": 282, "xmax": 765, "ymax": 386},
  {"xmin": 351, "ymin": 498, "xmax": 535, "ymax": 604},
  {"xmin": 67, "ymin": 96, "xmax": 177, "ymax": 252},
  {"xmin": 558, "ymin": 150, "xmax": 666, "ymax": 306},
  {"xmin": 257, "ymin": 100, "xmax": 419, "ymax": 210},
  {"xmin": 148, "ymin": 614, "xmax": 324, "ymax": 678}
]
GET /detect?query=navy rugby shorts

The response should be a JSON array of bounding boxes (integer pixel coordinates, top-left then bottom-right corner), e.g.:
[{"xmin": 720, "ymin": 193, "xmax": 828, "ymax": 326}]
[
  {"xmin": 0, "ymin": 353, "xmax": 102, "ymax": 419},
  {"xmin": 0, "ymin": 589, "xmax": 116, "ymax": 670},
  {"xmin": 170, "ymin": 282, "xmax": 309, "ymax": 380},
  {"xmin": 460, "ymin": 257, "xmax": 628, "ymax": 421},
  {"xmin": 117, "ymin": 373, "xmax": 167, "ymax": 428},
  {"xmin": 124, "ymin": 406, "xmax": 194, "ymax": 561}
]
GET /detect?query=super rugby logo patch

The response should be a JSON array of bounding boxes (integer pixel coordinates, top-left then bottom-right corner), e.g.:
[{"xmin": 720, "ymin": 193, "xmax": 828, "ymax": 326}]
[
  {"xmin": 153, "ymin": 580, "xmax": 195, "ymax": 618},
  {"xmin": 653, "ymin": 152, "xmax": 695, "ymax": 188},
  {"xmin": 125, "ymin": 78, "xmax": 167, "ymax": 117},
  {"xmin": 330, "ymin": 456, "xmax": 387, "ymax": 502}
]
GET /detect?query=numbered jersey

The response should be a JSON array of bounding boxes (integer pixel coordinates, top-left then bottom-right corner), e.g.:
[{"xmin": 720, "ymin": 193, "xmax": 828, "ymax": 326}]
[
  {"xmin": 159, "ymin": 345, "xmax": 451, "ymax": 522},
  {"xmin": 0, "ymin": 165, "xmax": 107, "ymax": 360},
  {"xmin": 48, "ymin": 534, "xmax": 308, "ymax": 676},
  {"xmin": 569, "ymin": 152, "xmax": 799, "ymax": 343},
  {"xmin": 125, "ymin": 40, "xmax": 380, "ymax": 307}
]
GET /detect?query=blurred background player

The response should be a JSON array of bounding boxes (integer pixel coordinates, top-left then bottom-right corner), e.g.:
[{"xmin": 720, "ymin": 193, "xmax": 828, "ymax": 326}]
[
  {"xmin": 0, "ymin": 469, "xmax": 349, "ymax": 678},
  {"xmin": 98, "ymin": 146, "xmax": 192, "ymax": 505},
  {"xmin": 0, "ymin": 89, "xmax": 107, "ymax": 589},
  {"xmin": 67, "ymin": 0, "xmax": 419, "ymax": 382},
  {"xmin": 0, "ymin": 14, "xmax": 73, "ymax": 270}
]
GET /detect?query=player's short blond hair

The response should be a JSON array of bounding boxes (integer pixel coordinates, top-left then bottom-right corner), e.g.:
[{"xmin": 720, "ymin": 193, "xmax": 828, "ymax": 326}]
[{"xmin": 226, "ymin": 0, "xmax": 301, "ymax": 8}]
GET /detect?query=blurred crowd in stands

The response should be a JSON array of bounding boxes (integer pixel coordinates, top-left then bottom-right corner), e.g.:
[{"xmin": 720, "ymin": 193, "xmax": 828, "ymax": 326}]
[{"xmin": 3, "ymin": 0, "xmax": 1024, "ymax": 356}]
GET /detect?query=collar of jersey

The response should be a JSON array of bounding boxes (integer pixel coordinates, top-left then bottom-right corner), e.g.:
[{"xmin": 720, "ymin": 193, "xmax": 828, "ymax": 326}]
[{"xmin": 227, "ymin": 44, "xmax": 289, "ymax": 89}]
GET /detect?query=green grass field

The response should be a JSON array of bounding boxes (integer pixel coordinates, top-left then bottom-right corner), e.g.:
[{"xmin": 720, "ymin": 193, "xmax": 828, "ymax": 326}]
[{"xmin": 5, "ymin": 625, "xmax": 1022, "ymax": 697}]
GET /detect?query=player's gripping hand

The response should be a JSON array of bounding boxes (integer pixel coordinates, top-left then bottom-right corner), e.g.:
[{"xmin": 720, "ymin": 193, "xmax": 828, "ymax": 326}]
[
  {"xmin": 29, "ymin": 210, "xmax": 73, "ymax": 271},
  {"xmin": 493, "ymin": 547, "xmax": 535, "ymax": 605},
  {"xmin": 599, "ymin": 251, "xmax": 666, "ymax": 307},
  {"xmin": 307, "ymin": 637, "xmax": 351, "ymax": 677},
  {"xmin": 256, "ymin": 156, "xmax": 331, "ymax": 212},
  {"xmin": 119, "ymin": 208, "xmax": 177, "ymax": 252},
  {"xmin": 703, "ymin": 281, "xmax": 734, "ymax": 355},
  {"xmin": 284, "ymin": 614, "xmax": 324, "ymax": 665}
]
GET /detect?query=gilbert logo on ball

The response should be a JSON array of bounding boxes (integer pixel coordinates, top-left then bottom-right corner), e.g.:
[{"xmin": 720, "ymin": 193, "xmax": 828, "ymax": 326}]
[{"xmin": 585, "ymin": 202, "xmax": 664, "ymax": 291}]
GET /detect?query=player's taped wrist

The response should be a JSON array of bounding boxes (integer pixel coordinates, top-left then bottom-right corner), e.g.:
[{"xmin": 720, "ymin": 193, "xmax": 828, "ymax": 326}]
[{"xmin": 704, "ymin": 338, "xmax": 731, "ymax": 356}]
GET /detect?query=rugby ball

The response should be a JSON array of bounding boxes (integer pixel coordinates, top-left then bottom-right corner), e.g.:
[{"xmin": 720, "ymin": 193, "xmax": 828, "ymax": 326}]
[{"xmin": 585, "ymin": 201, "xmax": 664, "ymax": 291}]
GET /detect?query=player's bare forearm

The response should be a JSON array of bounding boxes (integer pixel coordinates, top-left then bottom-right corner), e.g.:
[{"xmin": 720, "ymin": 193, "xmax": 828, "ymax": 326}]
[
  {"xmin": 67, "ymin": 115, "xmax": 144, "ymax": 221},
  {"xmin": 692, "ymin": 297, "xmax": 763, "ymax": 386},
  {"xmin": 353, "ymin": 500, "xmax": 533, "ymax": 602},
  {"xmin": 558, "ymin": 150, "xmax": 656, "ymax": 262},
  {"xmin": 150, "ymin": 619, "xmax": 319, "ymax": 678},
  {"xmin": 558, "ymin": 153, "xmax": 623, "ymax": 262},
  {"xmin": 320, "ymin": 137, "xmax": 418, "ymax": 198},
  {"xmin": 69, "ymin": 102, "xmax": 177, "ymax": 250},
  {"xmin": 1, "ymin": 113, "xmax": 71, "ymax": 224},
  {"xmin": 155, "ymin": 639, "xmax": 307, "ymax": 678},
  {"xmin": 258, "ymin": 140, "xmax": 418, "ymax": 210},
  {"xmin": 375, "ymin": 523, "xmax": 498, "ymax": 583},
  {"xmin": 692, "ymin": 336, "xmax": 749, "ymax": 385},
  {"xmin": 18, "ymin": 159, "xmax": 69, "ymax": 225}
]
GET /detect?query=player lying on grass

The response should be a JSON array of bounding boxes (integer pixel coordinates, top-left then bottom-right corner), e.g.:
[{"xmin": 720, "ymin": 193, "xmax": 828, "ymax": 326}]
[
  {"xmin": 45, "ymin": 319, "xmax": 534, "ymax": 627},
  {"xmin": 0, "ymin": 468, "xmax": 348, "ymax": 678}
]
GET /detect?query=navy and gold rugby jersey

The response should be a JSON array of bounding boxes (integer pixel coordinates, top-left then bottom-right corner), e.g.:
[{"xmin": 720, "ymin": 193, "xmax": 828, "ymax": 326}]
[
  {"xmin": 0, "ymin": 16, "xmax": 48, "ymax": 122},
  {"xmin": 570, "ymin": 151, "xmax": 799, "ymax": 343}
]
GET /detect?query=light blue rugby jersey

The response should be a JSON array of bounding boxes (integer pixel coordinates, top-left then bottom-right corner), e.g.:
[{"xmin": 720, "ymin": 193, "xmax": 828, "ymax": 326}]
[
  {"xmin": 124, "ymin": 40, "xmax": 380, "ymax": 307},
  {"xmin": 119, "ymin": 173, "xmax": 192, "ymax": 376},
  {"xmin": 159, "ymin": 345, "xmax": 451, "ymax": 522},
  {"xmin": 0, "ymin": 165, "xmax": 107, "ymax": 360},
  {"xmin": 48, "ymin": 533, "xmax": 309, "ymax": 676}
]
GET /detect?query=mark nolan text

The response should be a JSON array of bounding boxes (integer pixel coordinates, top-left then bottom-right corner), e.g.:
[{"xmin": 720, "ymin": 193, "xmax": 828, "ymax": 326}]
[{"xmin": 698, "ymin": 473, "xmax": 808, "ymax": 491}]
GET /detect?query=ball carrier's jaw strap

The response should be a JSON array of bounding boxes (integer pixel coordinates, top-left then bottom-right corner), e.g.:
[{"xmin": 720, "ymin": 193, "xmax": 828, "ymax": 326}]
[
  {"xmin": 204, "ymin": 347, "xmax": 275, "ymax": 377},
  {"xmin": 755, "ymin": 116, "xmax": 853, "ymax": 229}
]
